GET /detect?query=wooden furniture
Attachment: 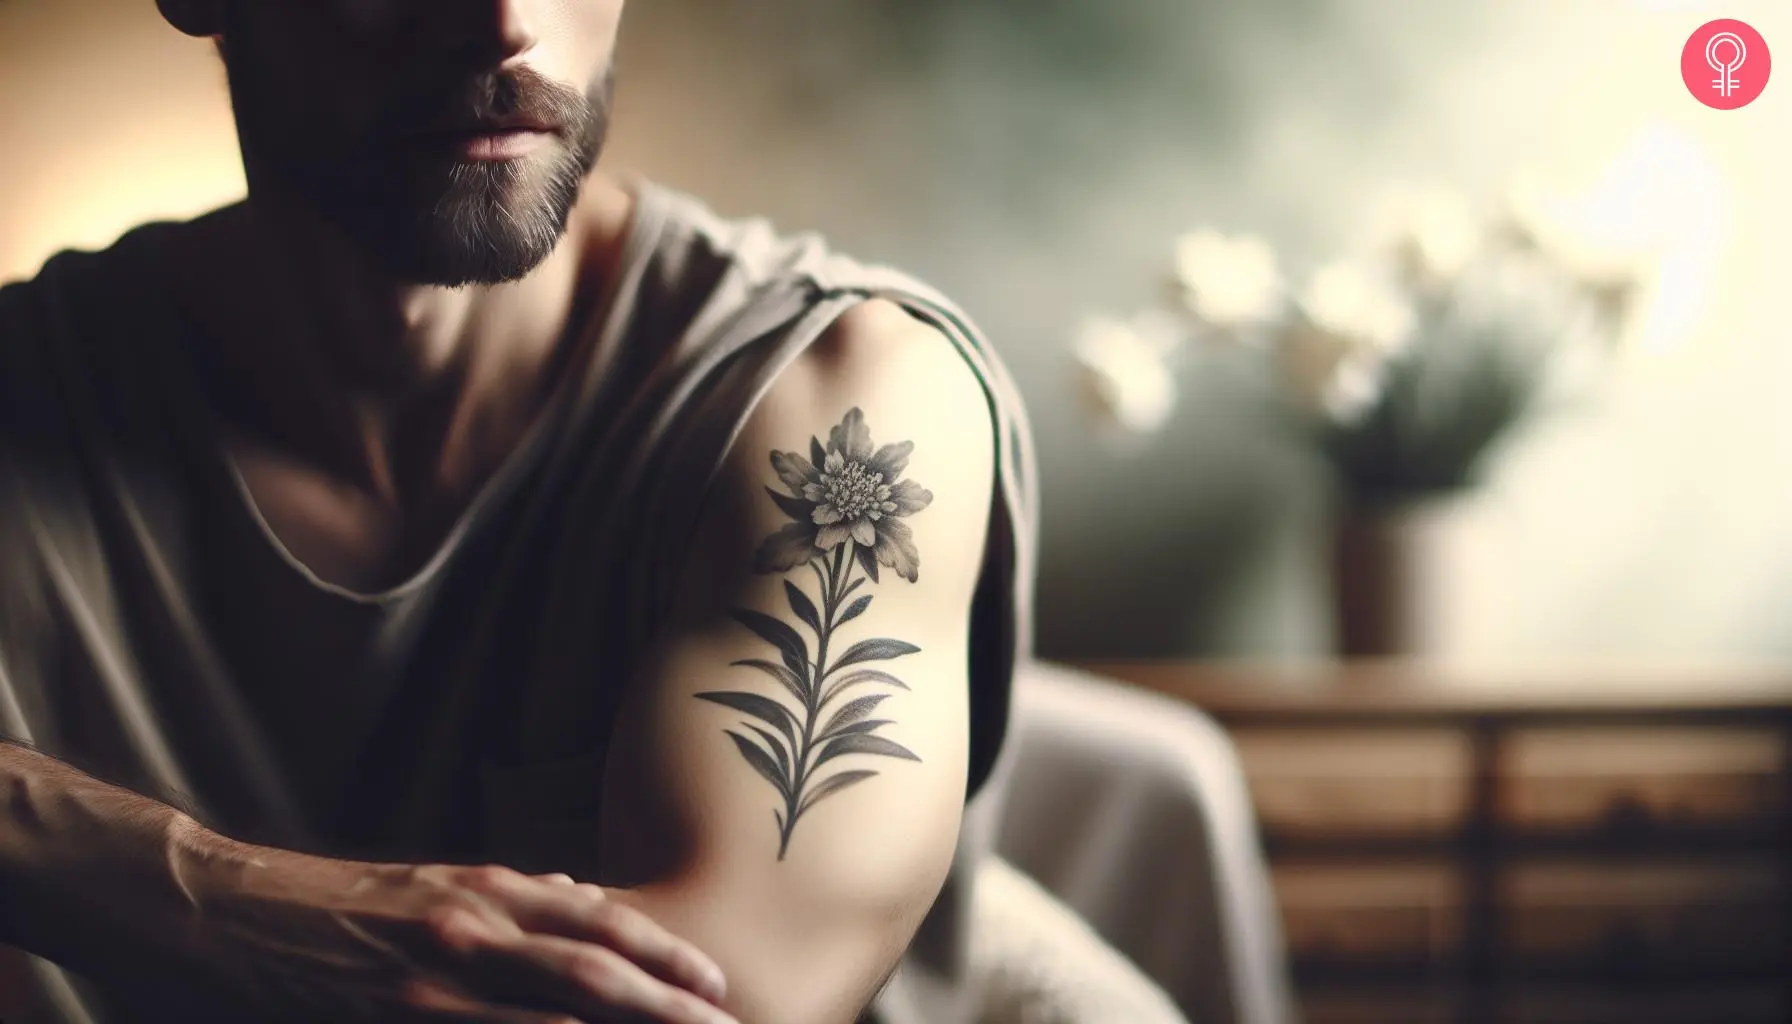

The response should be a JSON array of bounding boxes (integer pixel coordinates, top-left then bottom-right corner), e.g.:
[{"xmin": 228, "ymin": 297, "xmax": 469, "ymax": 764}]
[{"xmin": 1073, "ymin": 661, "xmax": 1792, "ymax": 1024}]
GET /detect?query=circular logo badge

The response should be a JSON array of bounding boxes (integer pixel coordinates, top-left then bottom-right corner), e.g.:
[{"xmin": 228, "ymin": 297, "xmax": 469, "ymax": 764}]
[{"xmin": 1682, "ymin": 19, "xmax": 1770, "ymax": 109}]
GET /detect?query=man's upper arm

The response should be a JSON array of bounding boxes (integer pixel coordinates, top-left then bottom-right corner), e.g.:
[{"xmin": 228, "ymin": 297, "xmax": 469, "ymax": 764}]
[{"xmin": 596, "ymin": 298, "xmax": 997, "ymax": 1024}]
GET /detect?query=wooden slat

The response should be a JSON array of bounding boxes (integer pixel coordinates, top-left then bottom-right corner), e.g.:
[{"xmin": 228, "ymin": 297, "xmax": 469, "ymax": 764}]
[
  {"xmin": 1058, "ymin": 659, "xmax": 1792, "ymax": 1024},
  {"xmin": 1069, "ymin": 660, "xmax": 1792, "ymax": 722}
]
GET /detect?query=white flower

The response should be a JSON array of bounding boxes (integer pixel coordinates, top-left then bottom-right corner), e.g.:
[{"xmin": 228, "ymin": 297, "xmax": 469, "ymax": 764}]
[
  {"xmin": 1071, "ymin": 315, "xmax": 1178, "ymax": 435},
  {"xmin": 1320, "ymin": 352, "xmax": 1387, "ymax": 425},
  {"xmin": 1372, "ymin": 185, "xmax": 1482, "ymax": 288},
  {"xmin": 1299, "ymin": 260, "xmax": 1417, "ymax": 356},
  {"xmin": 1494, "ymin": 172, "xmax": 1651, "ymax": 286},
  {"xmin": 1171, "ymin": 229, "xmax": 1283, "ymax": 327}
]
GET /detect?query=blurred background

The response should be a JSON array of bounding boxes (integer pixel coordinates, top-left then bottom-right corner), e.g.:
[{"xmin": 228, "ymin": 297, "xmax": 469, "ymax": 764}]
[
  {"xmin": 6, "ymin": 0, "xmax": 1789, "ymax": 664},
  {"xmin": 2, "ymin": 2, "xmax": 1788, "ymax": 1022}
]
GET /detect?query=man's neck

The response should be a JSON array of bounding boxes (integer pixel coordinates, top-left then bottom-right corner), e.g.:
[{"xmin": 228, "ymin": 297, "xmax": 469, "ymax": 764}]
[{"xmin": 186, "ymin": 172, "xmax": 637, "ymax": 511}]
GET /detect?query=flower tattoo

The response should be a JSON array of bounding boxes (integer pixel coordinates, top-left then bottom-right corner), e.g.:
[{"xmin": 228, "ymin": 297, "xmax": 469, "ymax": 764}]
[
  {"xmin": 753, "ymin": 406, "xmax": 933, "ymax": 583},
  {"xmin": 697, "ymin": 407, "xmax": 935, "ymax": 860}
]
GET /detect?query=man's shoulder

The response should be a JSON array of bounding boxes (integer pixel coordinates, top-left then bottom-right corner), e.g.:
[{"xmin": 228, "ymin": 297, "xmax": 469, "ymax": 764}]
[
  {"xmin": 0, "ymin": 214, "xmax": 206, "ymax": 344},
  {"xmin": 0, "ymin": 214, "xmax": 214, "ymax": 449},
  {"xmin": 642, "ymin": 180, "xmax": 967, "ymax": 321}
]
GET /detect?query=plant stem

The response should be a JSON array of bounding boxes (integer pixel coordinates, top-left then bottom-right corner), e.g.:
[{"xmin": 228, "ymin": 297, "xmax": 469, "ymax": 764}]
[{"xmin": 779, "ymin": 541, "xmax": 854, "ymax": 859}]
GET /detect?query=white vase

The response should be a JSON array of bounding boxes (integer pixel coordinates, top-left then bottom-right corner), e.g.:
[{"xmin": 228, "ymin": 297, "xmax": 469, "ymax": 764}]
[{"xmin": 1331, "ymin": 492, "xmax": 1508, "ymax": 659}]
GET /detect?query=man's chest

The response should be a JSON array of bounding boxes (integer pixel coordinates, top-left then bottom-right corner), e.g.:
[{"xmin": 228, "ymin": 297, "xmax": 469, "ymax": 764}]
[{"xmin": 223, "ymin": 428, "xmax": 522, "ymax": 598}]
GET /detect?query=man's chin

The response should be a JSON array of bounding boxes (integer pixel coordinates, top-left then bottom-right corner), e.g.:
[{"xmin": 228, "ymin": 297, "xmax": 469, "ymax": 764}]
[
  {"xmin": 354, "ymin": 219, "xmax": 564, "ymax": 287},
  {"xmin": 326, "ymin": 171, "xmax": 581, "ymax": 286}
]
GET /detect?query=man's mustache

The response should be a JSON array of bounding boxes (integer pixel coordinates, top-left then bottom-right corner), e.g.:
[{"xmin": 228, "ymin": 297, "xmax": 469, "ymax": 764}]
[{"xmin": 383, "ymin": 65, "xmax": 589, "ymax": 140}]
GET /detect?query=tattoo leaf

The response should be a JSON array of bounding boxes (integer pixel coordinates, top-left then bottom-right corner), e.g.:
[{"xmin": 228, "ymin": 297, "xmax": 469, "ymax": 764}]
[
  {"xmin": 828, "ymin": 638, "xmax": 921, "ymax": 676},
  {"xmin": 696, "ymin": 691, "xmax": 799, "ymax": 749},
  {"xmin": 798, "ymin": 770, "xmax": 879, "ymax": 816},
  {"xmin": 824, "ymin": 719, "xmax": 895, "ymax": 740},
  {"xmin": 810, "ymin": 436, "xmax": 827, "ymax": 467},
  {"xmin": 836, "ymin": 594, "xmax": 873, "ymax": 626},
  {"xmin": 746, "ymin": 725, "xmax": 792, "ymax": 777},
  {"xmin": 855, "ymin": 543, "xmax": 880, "ymax": 583},
  {"xmin": 820, "ymin": 668, "xmax": 911, "ymax": 707},
  {"xmin": 730, "ymin": 659, "xmax": 807, "ymax": 704},
  {"xmin": 730, "ymin": 609, "xmax": 810, "ymax": 681},
  {"xmin": 815, "ymin": 732, "xmax": 921, "ymax": 770},
  {"xmin": 727, "ymin": 731, "xmax": 792, "ymax": 800},
  {"xmin": 784, "ymin": 581, "xmax": 822, "ymax": 635},
  {"xmin": 765, "ymin": 487, "xmax": 814, "ymax": 522},
  {"xmin": 820, "ymin": 694, "xmax": 891, "ymax": 738}
]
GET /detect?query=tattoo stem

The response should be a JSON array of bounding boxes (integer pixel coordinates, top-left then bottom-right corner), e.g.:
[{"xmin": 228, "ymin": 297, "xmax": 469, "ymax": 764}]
[{"xmin": 778, "ymin": 541, "xmax": 855, "ymax": 859}]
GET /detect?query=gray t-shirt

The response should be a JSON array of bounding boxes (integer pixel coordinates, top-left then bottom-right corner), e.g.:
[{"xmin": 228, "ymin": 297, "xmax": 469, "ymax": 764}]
[{"xmin": 0, "ymin": 177, "xmax": 1039, "ymax": 1024}]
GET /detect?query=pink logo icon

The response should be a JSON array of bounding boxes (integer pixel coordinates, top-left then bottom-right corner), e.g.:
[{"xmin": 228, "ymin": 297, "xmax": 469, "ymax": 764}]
[{"xmin": 1682, "ymin": 19, "xmax": 1770, "ymax": 109}]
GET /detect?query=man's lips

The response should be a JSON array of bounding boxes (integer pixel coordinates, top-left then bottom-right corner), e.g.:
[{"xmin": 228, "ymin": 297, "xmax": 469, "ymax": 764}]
[
  {"xmin": 404, "ymin": 121, "xmax": 560, "ymax": 161},
  {"xmin": 439, "ymin": 117, "xmax": 557, "ymax": 134}
]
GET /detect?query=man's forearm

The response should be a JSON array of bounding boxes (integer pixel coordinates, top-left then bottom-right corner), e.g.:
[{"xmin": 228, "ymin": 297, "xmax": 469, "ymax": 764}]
[{"xmin": 0, "ymin": 738, "xmax": 203, "ymax": 967}]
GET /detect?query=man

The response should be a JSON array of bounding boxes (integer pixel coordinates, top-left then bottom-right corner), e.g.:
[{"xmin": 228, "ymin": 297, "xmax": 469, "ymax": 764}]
[{"xmin": 0, "ymin": 2, "xmax": 1038, "ymax": 1022}]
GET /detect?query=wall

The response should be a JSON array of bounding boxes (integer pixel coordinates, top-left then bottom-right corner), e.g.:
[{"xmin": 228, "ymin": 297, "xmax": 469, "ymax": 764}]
[{"xmin": 3, "ymin": 0, "xmax": 1788, "ymax": 665}]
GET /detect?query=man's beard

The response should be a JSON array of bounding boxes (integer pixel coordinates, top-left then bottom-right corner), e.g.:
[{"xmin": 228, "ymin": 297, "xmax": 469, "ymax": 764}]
[{"xmin": 222, "ymin": 53, "xmax": 612, "ymax": 287}]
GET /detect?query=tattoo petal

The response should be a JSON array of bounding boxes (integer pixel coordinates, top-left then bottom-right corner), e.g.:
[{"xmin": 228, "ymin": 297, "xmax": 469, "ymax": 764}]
[
  {"xmin": 771, "ymin": 451, "xmax": 817, "ymax": 494},
  {"xmin": 872, "ymin": 517, "xmax": 921, "ymax": 583},
  {"xmin": 754, "ymin": 522, "xmax": 822, "ymax": 573},
  {"xmin": 868, "ymin": 441, "xmax": 914, "ymax": 480},
  {"xmin": 829, "ymin": 407, "xmax": 874, "ymax": 461},
  {"xmin": 850, "ymin": 518, "xmax": 877, "ymax": 546},
  {"xmin": 885, "ymin": 479, "xmax": 933, "ymax": 516},
  {"xmin": 815, "ymin": 523, "xmax": 854, "ymax": 550}
]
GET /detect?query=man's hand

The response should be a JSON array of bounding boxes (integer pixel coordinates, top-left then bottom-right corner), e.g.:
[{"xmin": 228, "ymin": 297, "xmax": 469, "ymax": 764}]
[
  {"xmin": 1, "ymin": 739, "xmax": 736, "ymax": 1024},
  {"xmin": 137, "ymin": 828, "xmax": 741, "ymax": 1024}
]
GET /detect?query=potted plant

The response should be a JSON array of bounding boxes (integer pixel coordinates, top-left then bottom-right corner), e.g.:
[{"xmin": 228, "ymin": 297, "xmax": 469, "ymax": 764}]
[{"xmin": 1072, "ymin": 183, "xmax": 1645, "ymax": 656}]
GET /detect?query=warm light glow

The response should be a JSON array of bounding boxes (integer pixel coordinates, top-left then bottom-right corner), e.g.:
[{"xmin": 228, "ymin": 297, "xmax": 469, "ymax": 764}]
[
  {"xmin": 1506, "ymin": 121, "xmax": 1725, "ymax": 356},
  {"xmin": 0, "ymin": 0, "xmax": 245, "ymax": 283}
]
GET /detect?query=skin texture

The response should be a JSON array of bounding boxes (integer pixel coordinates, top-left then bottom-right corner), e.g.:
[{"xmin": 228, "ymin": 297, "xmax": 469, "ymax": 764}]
[{"xmin": 0, "ymin": 3, "xmax": 996, "ymax": 1022}]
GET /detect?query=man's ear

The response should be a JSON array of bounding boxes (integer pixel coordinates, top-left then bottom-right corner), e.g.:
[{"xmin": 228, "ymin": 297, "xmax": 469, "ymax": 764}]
[{"xmin": 156, "ymin": 0, "xmax": 225, "ymax": 38}]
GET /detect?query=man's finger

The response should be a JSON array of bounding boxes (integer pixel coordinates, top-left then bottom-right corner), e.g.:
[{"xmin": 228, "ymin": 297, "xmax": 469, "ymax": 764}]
[
  {"xmin": 473, "ymin": 933, "xmax": 740, "ymax": 1024},
  {"xmin": 493, "ymin": 876, "xmax": 724, "ymax": 1004},
  {"xmin": 390, "ymin": 975, "xmax": 586, "ymax": 1024}
]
